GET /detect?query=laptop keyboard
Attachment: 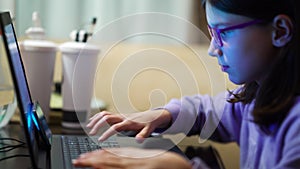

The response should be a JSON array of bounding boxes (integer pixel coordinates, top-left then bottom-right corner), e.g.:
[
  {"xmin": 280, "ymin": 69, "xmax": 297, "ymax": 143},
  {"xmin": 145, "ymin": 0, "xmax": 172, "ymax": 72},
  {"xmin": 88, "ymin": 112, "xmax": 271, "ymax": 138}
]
[{"xmin": 61, "ymin": 136, "xmax": 120, "ymax": 169}]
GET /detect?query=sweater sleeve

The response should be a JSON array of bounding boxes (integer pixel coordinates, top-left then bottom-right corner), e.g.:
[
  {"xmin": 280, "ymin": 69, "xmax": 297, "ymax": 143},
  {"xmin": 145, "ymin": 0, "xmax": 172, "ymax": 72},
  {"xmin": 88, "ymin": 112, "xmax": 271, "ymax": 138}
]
[
  {"xmin": 273, "ymin": 104, "xmax": 300, "ymax": 169},
  {"xmin": 160, "ymin": 89, "xmax": 244, "ymax": 143}
]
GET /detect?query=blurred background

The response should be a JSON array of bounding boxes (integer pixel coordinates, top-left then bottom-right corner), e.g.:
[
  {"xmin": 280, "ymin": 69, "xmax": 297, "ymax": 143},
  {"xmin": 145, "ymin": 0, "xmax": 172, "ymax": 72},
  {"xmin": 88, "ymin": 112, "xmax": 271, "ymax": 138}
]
[{"xmin": 0, "ymin": 0, "xmax": 208, "ymax": 42}]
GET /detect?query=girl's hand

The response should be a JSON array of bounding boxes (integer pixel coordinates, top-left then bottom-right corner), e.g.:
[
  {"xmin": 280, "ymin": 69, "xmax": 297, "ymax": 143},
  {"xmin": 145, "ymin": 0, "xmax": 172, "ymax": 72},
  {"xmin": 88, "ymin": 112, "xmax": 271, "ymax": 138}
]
[
  {"xmin": 87, "ymin": 109, "xmax": 172, "ymax": 141},
  {"xmin": 72, "ymin": 147, "xmax": 192, "ymax": 169}
]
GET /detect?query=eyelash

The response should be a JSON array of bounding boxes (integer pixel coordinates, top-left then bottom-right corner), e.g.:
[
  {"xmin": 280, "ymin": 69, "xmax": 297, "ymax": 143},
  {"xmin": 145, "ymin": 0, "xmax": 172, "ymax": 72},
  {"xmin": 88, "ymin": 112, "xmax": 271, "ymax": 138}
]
[
  {"xmin": 220, "ymin": 31, "xmax": 228, "ymax": 38},
  {"xmin": 220, "ymin": 30, "xmax": 233, "ymax": 39}
]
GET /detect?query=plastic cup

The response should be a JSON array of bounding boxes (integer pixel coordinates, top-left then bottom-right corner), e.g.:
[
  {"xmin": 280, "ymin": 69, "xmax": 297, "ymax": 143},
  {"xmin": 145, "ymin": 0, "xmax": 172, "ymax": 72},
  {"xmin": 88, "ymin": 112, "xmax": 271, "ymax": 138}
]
[
  {"xmin": 19, "ymin": 40, "xmax": 57, "ymax": 121},
  {"xmin": 59, "ymin": 42, "xmax": 100, "ymax": 129}
]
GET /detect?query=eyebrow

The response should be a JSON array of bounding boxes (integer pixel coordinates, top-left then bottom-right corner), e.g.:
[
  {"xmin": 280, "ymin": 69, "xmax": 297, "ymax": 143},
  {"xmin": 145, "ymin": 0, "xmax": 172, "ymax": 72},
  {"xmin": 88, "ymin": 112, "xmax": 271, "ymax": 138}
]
[{"xmin": 208, "ymin": 22, "xmax": 232, "ymax": 28}]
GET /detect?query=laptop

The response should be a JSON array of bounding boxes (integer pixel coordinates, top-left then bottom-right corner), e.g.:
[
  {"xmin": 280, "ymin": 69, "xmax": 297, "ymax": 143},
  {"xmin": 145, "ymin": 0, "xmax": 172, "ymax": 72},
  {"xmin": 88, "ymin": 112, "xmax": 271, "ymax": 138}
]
[{"xmin": 0, "ymin": 11, "xmax": 185, "ymax": 169}]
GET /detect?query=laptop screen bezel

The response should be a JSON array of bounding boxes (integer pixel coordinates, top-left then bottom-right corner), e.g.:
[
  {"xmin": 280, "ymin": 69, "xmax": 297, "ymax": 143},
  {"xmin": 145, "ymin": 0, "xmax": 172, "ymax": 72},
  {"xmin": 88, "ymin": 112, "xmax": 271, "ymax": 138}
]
[{"xmin": 0, "ymin": 11, "xmax": 40, "ymax": 169}]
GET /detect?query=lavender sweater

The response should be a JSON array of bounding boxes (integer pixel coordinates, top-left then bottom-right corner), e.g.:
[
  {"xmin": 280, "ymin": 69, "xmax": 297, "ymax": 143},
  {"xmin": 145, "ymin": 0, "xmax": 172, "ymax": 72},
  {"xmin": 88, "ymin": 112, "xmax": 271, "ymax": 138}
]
[{"xmin": 161, "ymin": 89, "xmax": 300, "ymax": 169}]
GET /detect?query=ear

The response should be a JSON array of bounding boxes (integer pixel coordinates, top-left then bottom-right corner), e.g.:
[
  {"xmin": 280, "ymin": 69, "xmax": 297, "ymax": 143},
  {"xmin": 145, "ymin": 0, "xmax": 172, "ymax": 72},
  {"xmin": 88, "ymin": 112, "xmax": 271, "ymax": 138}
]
[{"xmin": 272, "ymin": 14, "xmax": 293, "ymax": 47}]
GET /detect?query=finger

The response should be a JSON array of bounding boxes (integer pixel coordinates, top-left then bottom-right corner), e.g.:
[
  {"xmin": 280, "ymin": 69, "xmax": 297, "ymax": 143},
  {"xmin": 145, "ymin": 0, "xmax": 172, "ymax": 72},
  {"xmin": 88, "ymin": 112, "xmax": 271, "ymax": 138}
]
[
  {"xmin": 73, "ymin": 150, "xmax": 124, "ymax": 169},
  {"xmin": 98, "ymin": 121, "xmax": 130, "ymax": 141},
  {"xmin": 89, "ymin": 115, "xmax": 123, "ymax": 135},
  {"xmin": 73, "ymin": 159, "xmax": 123, "ymax": 169},
  {"xmin": 88, "ymin": 116, "xmax": 109, "ymax": 135},
  {"xmin": 135, "ymin": 125, "xmax": 155, "ymax": 142},
  {"xmin": 72, "ymin": 158, "xmax": 93, "ymax": 168},
  {"xmin": 87, "ymin": 111, "xmax": 111, "ymax": 128},
  {"xmin": 73, "ymin": 150, "xmax": 104, "ymax": 166},
  {"xmin": 98, "ymin": 126, "xmax": 120, "ymax": 141},
  {"xmin": 87, "ymin": 111, "xmax": 108, "ymax": 128},
  {"xmin": 89, "ymin": 111, "xmax": 110, "ymax": 121}
]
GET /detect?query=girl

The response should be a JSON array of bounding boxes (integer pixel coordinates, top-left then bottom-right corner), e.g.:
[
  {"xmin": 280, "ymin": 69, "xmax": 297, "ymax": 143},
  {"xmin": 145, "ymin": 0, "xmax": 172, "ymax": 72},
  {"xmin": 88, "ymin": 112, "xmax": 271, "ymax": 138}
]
[{"xmin": 73, "ymin": 0, "xmax": 300, "ymax": 168}]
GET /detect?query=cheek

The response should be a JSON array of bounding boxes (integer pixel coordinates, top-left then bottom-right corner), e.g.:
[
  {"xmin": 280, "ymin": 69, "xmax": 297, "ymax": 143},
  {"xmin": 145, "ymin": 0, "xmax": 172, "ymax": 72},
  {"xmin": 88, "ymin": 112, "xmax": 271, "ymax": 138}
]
[
  {"xmin": 243, "ymin": 36, "xmax": 274, "ymax": 72},
  {"xmin": 223, "ymin": 48, "xmax": 263, "ymax": 83},
  {"xmin": 228, "ymin": 47, "xmax": 273, "ymax": 83},
  {"xmin": 223, "ymin": 29, "xmax": 273, "ymax": 83}
]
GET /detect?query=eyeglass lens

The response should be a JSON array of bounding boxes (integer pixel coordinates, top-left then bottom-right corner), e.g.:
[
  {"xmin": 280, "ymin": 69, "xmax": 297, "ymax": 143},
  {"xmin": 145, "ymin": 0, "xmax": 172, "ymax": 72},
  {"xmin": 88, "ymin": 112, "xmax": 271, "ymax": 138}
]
[{"xmin": 207, "ymin": 26, "xmax": 223, "ymax": 47}]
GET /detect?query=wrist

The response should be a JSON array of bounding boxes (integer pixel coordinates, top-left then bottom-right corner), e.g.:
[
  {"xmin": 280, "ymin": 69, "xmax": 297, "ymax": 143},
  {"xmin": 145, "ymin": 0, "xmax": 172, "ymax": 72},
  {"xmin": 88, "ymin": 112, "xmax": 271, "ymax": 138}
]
[{"xmin": 154, "ymin": 109, "xmax": 172, "ymax": 129}]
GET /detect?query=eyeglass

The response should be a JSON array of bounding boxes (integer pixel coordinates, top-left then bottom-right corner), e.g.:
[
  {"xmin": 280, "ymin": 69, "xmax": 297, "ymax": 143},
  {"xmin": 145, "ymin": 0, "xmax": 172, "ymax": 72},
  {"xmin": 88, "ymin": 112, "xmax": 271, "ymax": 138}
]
[{"xmin": 207, "ymin": 19, "xmax": 262, "ymax": 47}]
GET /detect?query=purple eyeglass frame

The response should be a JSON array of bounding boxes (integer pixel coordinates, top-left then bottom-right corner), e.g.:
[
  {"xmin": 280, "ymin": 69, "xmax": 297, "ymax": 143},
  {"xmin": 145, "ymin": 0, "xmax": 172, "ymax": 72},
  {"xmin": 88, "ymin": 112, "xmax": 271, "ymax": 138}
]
[{"xmin": 207, "ymin": 19, "xmax": 262, "ymax": 47}]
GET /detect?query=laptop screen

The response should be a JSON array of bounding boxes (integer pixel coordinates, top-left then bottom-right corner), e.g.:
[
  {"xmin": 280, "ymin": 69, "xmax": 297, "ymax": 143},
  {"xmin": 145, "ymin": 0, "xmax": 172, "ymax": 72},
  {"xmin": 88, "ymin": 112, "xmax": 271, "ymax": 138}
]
[
  {"xmin": 4, "ymin": 24, "xmax": 32, "ymax": 112},
  {"xmin": 0, "ymin": 11, "xmax": 39, "ymax": 168}
]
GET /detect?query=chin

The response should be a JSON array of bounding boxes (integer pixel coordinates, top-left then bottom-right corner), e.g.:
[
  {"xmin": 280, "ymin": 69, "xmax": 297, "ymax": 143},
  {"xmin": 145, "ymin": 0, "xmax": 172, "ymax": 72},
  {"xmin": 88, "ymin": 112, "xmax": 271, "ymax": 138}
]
[{"xmin": 228, "ymin": 76, "xmax": 245, "ymax": 85}]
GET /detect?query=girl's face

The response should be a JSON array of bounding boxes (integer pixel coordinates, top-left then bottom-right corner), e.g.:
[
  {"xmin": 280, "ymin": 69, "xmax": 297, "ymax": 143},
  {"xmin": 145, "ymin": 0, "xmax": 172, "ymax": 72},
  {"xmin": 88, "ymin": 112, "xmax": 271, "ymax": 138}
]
[{"xmin": 206, "ymin": 2, "xmax": 276, "ymax": 85}]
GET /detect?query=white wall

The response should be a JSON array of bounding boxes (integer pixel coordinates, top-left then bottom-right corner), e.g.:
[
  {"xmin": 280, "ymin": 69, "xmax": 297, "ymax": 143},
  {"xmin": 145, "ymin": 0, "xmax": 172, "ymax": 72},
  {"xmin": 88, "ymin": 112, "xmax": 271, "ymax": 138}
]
[
  {"xmin": 12, "ymin": 0, "xmax": 204, "ymax": 43},
  {"xmin": 0, "ymin": 0, "xmax": 15, "ymax": 16}
]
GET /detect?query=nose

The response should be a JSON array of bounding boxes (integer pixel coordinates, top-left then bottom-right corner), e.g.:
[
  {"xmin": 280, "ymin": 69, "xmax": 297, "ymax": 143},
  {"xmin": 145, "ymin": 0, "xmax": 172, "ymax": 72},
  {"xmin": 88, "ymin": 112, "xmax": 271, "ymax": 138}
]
[{"xmin": 208, "ymin": 39, "xmax": 222, "ymax": 57}]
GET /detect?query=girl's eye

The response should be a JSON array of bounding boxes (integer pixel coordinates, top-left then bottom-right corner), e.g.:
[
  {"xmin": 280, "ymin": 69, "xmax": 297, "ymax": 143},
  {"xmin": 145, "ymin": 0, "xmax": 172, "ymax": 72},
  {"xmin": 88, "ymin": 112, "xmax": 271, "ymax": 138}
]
[
  {"xmin": 220, "ymin": 30, "xmax": 233, "ymax": 39},
  {"xmin": 220, "ymin": 31, "xmax": 228, "ymax": 38}
]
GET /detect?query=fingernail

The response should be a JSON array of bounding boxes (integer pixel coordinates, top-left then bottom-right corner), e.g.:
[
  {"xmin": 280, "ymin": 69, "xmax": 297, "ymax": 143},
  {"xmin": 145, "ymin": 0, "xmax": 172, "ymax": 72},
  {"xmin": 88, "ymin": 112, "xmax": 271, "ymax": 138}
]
[
  {"xmin": 89, "ymin": 116, "xmax": 96, "ymax": 120},
  {"xmin": 135, "ymin": 136, "xmax": 145, "ymax": 143},
  {"xmin": 79, "ymin": 154, "xmax": 86, "ymax": 158},
  {"xmin": 86, "ymin": 123, "xmax": 91, "ymax": 128},
  {"xmin": 98, "ymin": 137, "xmax": 104, "ymax": 142},
  {"xmin": 89, "ymin": 130, "xmax": 95, "ymax": 135}
]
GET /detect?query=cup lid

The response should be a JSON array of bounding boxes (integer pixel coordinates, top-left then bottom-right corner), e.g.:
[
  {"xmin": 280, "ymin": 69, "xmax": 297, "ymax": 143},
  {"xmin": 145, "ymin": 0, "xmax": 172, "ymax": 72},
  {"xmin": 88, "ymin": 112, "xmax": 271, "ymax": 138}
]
[
  {"xmin": 19, "ymin": 40, "xmax": 57, "ymax": 52},
  {"xmin": 59, "ymin": 41, "xmax": 100, "ymax": 54}
]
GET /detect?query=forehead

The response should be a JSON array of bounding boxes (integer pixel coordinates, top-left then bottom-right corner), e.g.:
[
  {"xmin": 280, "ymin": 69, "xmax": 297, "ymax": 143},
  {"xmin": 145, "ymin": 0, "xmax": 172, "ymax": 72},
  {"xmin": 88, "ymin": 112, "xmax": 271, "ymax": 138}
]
[{"xmin": 205, "ymin": 2, "xmax": 250, "ymax": 27}]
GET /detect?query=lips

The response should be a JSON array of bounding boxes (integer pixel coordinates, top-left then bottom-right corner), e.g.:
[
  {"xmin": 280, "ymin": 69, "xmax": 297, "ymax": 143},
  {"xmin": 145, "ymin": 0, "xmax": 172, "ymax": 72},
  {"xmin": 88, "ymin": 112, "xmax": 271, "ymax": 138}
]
[{"xmin": 220, "ymin": 65, "xmax": 229, "ymax": 72}]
